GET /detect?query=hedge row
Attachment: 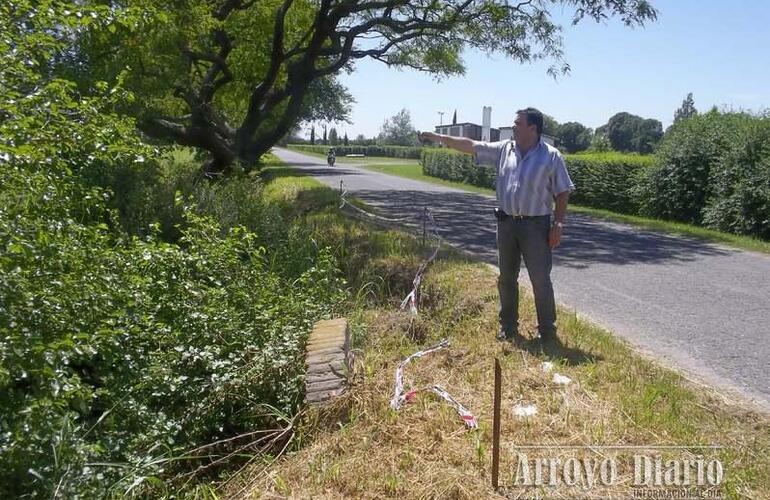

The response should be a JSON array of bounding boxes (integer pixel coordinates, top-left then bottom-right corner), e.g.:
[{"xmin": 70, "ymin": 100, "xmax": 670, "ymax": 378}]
[
  {"xmin": 639, "ymin": 111, "xmax": 770, "ymax": 239},
  {"xmin": 420, "ymin": 148, "xmax": 495, "ymax": 188},
  {"xmin": 420, "ymin": 148, "xmax": 653, "ymax": 215},
  {"xmin": 289, "ymin": 144, "xmax": 422, "ymax": 159},
  {"xmin": 566, "ymin": 153, "xmax": 654, "ymax": 214}
]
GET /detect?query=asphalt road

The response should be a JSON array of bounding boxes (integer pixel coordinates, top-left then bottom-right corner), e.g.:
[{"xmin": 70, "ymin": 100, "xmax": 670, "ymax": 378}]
[{"xmin": 273, "ymin": 148, "xmax": 770, "ymax": 410}]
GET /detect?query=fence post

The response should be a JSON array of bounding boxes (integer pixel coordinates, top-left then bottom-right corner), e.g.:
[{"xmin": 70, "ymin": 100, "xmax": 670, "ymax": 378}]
[
  {"xmin": 422, "ymin": 207, "xmax": 427, "ymax": 248},
  {"xmin": 492, "ymin": 357, "xmax": 501, "ymax": 491}
]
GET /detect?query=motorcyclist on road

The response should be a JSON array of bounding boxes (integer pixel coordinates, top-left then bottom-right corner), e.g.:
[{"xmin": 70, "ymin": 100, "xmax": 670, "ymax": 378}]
[{"xmin": 327, "ymin": 147, "xmax": 336, "ymax": 166}]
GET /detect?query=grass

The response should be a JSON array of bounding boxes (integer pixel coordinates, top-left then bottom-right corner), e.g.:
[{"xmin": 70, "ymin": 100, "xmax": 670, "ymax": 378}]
[
  {"xmin": 215, "ymin": 158, "xmax": 769, "ymax": 499},
  {"xmin": 356, "ymin": 161, "xmax": 770, "ymax": 255},
  {"xmin": 564, "ymin": 204, "xmax": 770, "ymax": 254}
]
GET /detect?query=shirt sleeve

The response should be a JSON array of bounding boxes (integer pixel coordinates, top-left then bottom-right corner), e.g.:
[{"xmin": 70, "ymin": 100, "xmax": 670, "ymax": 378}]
[
  {"xmin": 472, "ymin": 141, "xmax": 506, "ymax": 168},
  {"xmin": 551, "ymin": 152, "xmax": 575, "ymax": 195}
]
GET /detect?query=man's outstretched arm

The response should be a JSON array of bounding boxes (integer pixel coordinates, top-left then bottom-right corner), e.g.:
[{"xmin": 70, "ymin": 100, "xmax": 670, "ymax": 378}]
[{"xmin": 418, "ymin": 131, "xmax": 476, "ymax": 155}]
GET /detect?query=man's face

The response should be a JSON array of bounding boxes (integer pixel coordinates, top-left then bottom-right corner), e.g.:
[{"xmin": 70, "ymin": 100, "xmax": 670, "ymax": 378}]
[{"xmin": 512, "ymin": 113, "xmax": 536, "ymax": 143}]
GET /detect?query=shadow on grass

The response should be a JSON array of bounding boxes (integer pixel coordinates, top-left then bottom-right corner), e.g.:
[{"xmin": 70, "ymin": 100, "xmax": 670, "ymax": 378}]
[
  {"xmin": 295, "ymin": 188, "xmax": 340, "ymax": 212},
  {"xmin": 535, "ymin": 336, "xmax": 602, "ymax": 366},
  {"xmin": 260, "ymin": 166, "xmax": 312, "ymax": 181},
  {"xmin": 501, "ymin": 336, "xmax": 602, "ymax": 366}
]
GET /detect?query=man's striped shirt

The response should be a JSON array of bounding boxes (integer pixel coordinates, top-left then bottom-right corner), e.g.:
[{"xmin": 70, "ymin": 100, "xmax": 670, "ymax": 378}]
[{"xmin": 473, "ymin": 138, "xmax": 575, "ymax": 216}]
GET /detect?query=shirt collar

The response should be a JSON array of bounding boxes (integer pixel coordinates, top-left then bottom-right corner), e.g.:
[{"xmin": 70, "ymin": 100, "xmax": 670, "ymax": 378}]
[{"xmin": 512, "ymin": 137, "xmax": 544, "ymax": 159}]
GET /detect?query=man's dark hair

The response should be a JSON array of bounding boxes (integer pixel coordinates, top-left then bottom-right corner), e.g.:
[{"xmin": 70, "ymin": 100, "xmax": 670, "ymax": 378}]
[{"xmin": 516, "ymin": 107, "xmax": 544, "ymax": 135}]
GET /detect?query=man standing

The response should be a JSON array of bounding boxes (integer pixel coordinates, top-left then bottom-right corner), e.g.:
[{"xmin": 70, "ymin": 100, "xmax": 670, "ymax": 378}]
[{"xmin": 419, "ymin": 108, "xmax": 574, "ymax": 349}]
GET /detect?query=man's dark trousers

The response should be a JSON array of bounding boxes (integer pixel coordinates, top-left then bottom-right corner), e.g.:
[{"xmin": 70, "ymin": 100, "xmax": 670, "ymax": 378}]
[{"xmin": 496, "ymin": 214, "xmax": 557, "ymax": 338}]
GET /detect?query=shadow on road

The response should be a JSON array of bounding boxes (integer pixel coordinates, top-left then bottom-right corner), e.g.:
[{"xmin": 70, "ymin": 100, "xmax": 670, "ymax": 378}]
[
  {"xmin": 266, "ymin": 165, "xmax": 365, "ymax": 178},
  {"xmin": 349, "ymin": 189, "xmax": 731, "ymax": 269}
]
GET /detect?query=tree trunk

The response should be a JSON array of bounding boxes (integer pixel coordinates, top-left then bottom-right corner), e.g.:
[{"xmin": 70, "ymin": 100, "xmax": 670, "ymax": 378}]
[
  {"xmin": 140, "ymin": 73, "xmax": 310, "ymax": 177},
  {"xmin": 139, "ymin": 117, "xmax": 238, "ymax": 179},
  {"xmin": 235, "ymin": 86, "xmax": 309, "ymax": 173},
  {"xmin": 202, "ymin": 152, "xmax": 236, "ymax": 178}
]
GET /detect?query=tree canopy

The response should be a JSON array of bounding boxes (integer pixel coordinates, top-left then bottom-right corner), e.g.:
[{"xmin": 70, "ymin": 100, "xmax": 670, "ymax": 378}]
[
  {"xmin": 558, "ymin": 121, "xmax": 593, "ymax": 153},
  {"xmin": 674, "ymin": 92, "xmax": 698, "ymax": 123},
  {"xmin": 59, "ymin": 0, "xmax": 656, "ymax": 175},
  {"xmin": 379, "ymin": 109, "xmax": 418, "ymax": 146},
  {"xmin": 605, "ymin": 111, "xmax": 663, "ymax": 154}
]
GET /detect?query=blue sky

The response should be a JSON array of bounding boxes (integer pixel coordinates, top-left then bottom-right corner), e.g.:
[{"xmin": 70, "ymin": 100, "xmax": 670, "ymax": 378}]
[{"xmin": 326, "ymin": 0, "xmax": 769, "ymax": 139}]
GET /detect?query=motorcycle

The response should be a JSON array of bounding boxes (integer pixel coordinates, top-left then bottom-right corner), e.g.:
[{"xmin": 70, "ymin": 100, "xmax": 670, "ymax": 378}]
[{"xmin": 327, "ymin": 154, "xmax": 336, "ymax": 167}]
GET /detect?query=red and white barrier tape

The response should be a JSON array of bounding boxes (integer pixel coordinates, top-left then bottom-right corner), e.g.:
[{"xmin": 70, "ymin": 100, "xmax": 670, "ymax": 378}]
[
  {"xmin": 337, "ymin": 181, "xmax": 475, "ymax": 429},
  {"xmin": 399, "ymin": 208, "xmax": 440, "ymax": 315},
  {"xmin": 392, "ymin": 384, "xmax": 478, "ymax": 430},
  {"xmin": 338, "ymin": 180, "xmax": 412, "ymax": 223},
  {"xmin": 389, "ymin": 339, "xmax": 478, "ymax": 429},
  {"xmin": 428, "ymin": 384, "xmax": 479, "ymax": 429},
  {"xmin": 390, "ymin": 338, "xmax": 449, "ymax": 410},
  {"xmin": 338, "ymin": 180, "xmax": 441, "ymax": 315}
]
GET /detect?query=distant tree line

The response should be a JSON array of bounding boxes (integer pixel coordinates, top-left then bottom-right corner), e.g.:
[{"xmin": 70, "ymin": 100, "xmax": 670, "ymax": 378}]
[
  {"xmin": 295, "ymin": 94, "xmax": 703, "ymax": 155},
  {"xmin": 293, "ymin": 108, "xmax": 419, "ymax": 147},
  {"xmin": 547, "ymin": 93, "xmax": 699, "ymax": 154}
]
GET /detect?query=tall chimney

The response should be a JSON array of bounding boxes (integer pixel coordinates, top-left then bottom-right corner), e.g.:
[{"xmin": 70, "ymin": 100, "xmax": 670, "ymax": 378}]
[{"xmin": 482, "ymin": 106, "xmax": 492, "ymax": 141}]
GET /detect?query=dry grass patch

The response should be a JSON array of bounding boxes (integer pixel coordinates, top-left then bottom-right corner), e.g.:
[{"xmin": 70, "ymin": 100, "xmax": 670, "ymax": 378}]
[
  {"xmin": 223, "ymin": 162, "xmax": 770, "ymax": 499},
  {"xmin": 225, "ymin": 255, "xmax": 769, "ymax": 499}
]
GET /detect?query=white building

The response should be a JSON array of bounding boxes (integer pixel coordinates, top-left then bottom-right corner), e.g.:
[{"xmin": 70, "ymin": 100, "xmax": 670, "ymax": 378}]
[{"xmin": 437, "ymin": 108, "xmax": 557, "ymax": 145}]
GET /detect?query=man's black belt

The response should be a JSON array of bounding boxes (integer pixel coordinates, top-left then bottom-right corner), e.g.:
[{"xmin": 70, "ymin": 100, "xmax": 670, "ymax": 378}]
[{"xmin": 494, "ymin": 208, "xmax": 547, "ymax": 221}]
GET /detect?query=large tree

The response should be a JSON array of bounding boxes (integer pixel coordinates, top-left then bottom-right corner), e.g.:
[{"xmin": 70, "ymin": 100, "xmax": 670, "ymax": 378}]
[
  {"xmin": 558, "ymin": 121, "xmax": 592, "ymax": 153},
  {"xmin": 605, "ymin": 111, "xmax": 663, "ymax": 154},
  {"xmin": 543, "ymin": 113, "xmax": 561, "ymax": 137},
  {"xmin": 328, "ymin": 126, "xmax": 339, "ymax": 145},
  {"xmin": 674, "ymin": 92, "xmax": 698, "ymax": 123},
  {"xmin": 379, "ymin": 108, "xmax": 418, "ymax": 146},
  {"xmin": 71, "ymin": 0, "xmax": 656, "ymax": 175}
]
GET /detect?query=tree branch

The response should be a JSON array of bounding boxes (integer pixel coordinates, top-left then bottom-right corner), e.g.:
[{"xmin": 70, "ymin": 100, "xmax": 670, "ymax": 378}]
[
  {"xmin": 140, "ymin": 117, "xmax": 235, "ymax": 163},
  {"xmin": 242, "ymin": 0, "xmax": 295, "ymax": 124},
  {"xmin": 200, "ymin": 29, "xmax": 233, "ymax": 103}
]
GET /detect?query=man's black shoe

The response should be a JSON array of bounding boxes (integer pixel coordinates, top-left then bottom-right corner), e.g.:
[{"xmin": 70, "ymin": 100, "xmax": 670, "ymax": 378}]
[
  {"xmin": 534, "ymin": 334, "xmax": 562, "ymax": 354},
  {"xmin": 497, "ymin": 328, "xmax": 525, "ymax": 346}
]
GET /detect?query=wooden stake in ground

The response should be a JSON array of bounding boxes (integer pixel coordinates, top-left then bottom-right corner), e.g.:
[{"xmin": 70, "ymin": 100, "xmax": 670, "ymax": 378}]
[
  {"xmin": 422, "ymin": 207, "xmax": 427, "ymax": 248},
  {"xmin": 492, "ymin": 357, "xmax": 501, "ymax": 490}
]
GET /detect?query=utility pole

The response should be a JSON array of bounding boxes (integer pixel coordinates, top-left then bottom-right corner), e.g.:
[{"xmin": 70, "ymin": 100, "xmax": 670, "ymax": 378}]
[{"xmin": 437, "ymin": 111, "xmax": 445, "ymax": 126}]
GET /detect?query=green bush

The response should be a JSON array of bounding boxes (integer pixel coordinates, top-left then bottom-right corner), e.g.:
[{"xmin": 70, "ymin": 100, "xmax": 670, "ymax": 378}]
[
  {"xmin": 290, "ymin": 144, "xmax": 423, "ymax": 159},
  {"xmin": 0, "ymin": 165, "xmax": 346, "ymax": 497},
  {"xmin": 1, "ymin": 127, "xmax": 344, "ymax": 500},
  {"xmin": 639, "ymin": 111, "xmax": 770, "ymax": 238},
  {"xmin": 85, "ymin": 148, "xmax": 287, "ymax": 249},
  {"xmin": 702, "ymin": 117, "xmax": 770, "ymax": 238},
  {"xmin": 421, "ymin": 148, "xmax": 652, "ymax": 214},
  {"xmin": 420, "ymin": 148, "xmax": 495, "ymax": 188},
  {"xmin": 1, "ymin": 6, "xmax": 348, "ymax": 496},
  {"xmin": 638, "ymin": 111, "xmax": 744, "ymax": 224},
  {"xmin": 567, "ymin": 153, "xmax": 654, "ymax": 214}
]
